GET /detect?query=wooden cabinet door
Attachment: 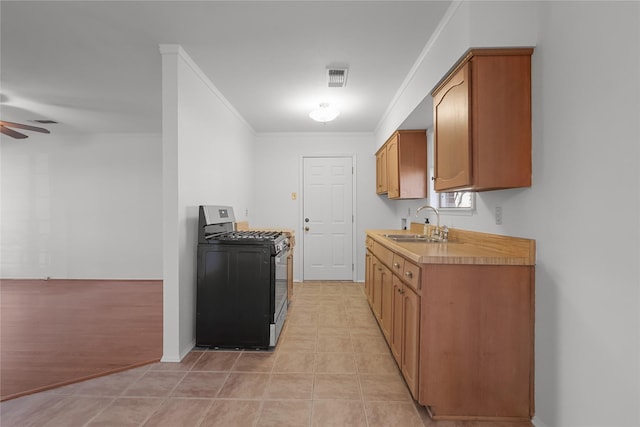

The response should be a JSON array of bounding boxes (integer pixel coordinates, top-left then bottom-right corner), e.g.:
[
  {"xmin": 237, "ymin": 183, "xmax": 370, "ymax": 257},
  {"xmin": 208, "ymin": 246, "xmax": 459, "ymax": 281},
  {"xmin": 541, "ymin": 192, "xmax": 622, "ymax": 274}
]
[
  {"xmin": 402, "ymin": 284, "xmax": 420, "ymax": 398},
  {"xmin": 390, "ymin": 275, "xmax": 403, "ymax": 363},
  {"xmin": 386, "ymin": 134, "xmax": 400, "ymax": 198},
  {"xmin": 375, "ymin": 130, "xmax": 426, "ymax": 199},
  {"xmin": 433, "ymin": 62, "xmax": 472, "ymax": 191},
  {"xmin": 376, "ymin": 149, "xmax": 388, "ymax": 194},
  {"xmin": 364, "ymin": 252, "xmax": 372, "ymax": 304},
  {"xmin": 380, "ymin": 264, "xmax": 393, "ymax": 341},
  {"xmin": 371, "ymin": 257, "xmax": 383, "ymax": 321}
]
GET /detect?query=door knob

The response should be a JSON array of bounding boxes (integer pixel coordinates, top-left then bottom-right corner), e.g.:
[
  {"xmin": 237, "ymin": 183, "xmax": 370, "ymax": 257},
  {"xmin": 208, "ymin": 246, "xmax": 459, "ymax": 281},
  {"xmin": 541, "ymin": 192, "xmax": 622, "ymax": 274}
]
[{"xmin": 305, "ymin": 226, "xmax": 310, "ymax": 231}]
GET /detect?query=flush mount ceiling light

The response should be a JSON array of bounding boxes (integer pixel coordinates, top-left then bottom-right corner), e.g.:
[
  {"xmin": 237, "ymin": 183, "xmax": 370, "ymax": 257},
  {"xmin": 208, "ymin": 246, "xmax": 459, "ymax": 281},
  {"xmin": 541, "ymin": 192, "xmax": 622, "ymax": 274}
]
[{"xmin": 309, "ymin": 103, "xmax": 339, "ymax": 123}]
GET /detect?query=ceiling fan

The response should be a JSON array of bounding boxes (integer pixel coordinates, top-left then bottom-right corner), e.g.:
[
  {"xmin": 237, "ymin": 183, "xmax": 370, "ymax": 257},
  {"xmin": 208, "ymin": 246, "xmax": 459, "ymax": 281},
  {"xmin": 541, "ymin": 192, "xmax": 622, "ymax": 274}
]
[{"xmin": 0, "ymin": 120, "xmax": 51, "ymax": 139}]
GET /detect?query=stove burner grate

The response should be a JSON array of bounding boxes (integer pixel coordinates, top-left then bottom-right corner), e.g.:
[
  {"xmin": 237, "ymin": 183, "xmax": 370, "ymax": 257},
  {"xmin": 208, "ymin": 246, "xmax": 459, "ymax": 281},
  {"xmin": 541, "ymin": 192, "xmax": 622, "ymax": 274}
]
[{"xmin": 205, "ymin": 230, "xmax": 283, "ymax": 242}]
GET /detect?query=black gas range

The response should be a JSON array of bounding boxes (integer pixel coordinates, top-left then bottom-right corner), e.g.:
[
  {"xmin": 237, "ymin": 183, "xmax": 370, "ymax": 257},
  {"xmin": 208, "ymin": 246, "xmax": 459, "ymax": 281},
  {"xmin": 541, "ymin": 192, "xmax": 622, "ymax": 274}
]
[{"xmin": 196, "ymin": 205, "xmax": 289, "ymax": 349}]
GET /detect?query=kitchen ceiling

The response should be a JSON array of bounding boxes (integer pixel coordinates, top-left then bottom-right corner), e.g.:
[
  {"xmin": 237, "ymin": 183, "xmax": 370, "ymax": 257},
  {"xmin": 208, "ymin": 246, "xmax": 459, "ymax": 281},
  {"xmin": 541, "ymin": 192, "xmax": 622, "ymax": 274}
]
[{"xmin": 0, "ymin": 1, "xmax": 451, "ymax": 134}]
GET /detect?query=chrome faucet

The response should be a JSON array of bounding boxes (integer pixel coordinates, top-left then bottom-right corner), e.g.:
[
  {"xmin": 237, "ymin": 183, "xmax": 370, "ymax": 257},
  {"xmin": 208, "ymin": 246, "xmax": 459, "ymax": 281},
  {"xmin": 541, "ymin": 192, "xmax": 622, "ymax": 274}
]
[{"xmin": 415, "ymin": 205, "xmax": 440, "ymax": 238}]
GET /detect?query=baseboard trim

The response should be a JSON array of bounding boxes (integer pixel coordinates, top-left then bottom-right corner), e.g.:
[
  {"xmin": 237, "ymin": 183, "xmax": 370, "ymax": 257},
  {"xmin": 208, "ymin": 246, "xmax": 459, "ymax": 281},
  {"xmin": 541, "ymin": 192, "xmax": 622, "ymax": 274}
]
[
  {"xmin": 532, "ymin": 416, "xmax": 550, "ymax": 427},
  {"xmin": 161, "ymin": 340, "xmax": 195, "ymax": 363}
]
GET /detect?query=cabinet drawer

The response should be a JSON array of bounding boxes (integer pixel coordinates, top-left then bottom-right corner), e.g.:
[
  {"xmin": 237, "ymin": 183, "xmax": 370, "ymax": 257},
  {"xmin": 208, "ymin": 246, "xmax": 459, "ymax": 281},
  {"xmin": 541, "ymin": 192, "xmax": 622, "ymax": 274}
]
[
  {"xmin": 373, "ymin": 242, "xmax": 394, "ymax": 269},
  {"xmin": 391, "ymin": 254, "xmax": 405, "ymax": 276},
  {"xmin": 402, "ymin": 260, "xmax": 421, "ymax": 291}
]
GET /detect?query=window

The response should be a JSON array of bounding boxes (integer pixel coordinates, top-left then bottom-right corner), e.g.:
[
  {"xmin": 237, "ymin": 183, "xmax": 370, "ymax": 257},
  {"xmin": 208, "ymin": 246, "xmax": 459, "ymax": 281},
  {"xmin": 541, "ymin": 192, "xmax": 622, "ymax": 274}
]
[{"xmin": 438, "ymin": 191, "xmax": 474, "ymax": 210}]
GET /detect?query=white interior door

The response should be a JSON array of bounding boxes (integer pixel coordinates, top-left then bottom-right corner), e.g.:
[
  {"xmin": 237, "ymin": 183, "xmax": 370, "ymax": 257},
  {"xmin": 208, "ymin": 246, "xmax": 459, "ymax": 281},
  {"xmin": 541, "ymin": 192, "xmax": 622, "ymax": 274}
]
[{"xmin": 302, "ymin": 156, "xmax": 354, "ymax": 281}]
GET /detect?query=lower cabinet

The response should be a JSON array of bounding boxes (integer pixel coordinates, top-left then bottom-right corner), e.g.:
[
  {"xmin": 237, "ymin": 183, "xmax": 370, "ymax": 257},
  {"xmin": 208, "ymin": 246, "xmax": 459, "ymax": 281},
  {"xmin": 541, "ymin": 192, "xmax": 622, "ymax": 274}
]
[
  {"xmin": 390, "ymin": 276, "xmax": 403, "ymax": 361},
  {"xmin": 364, "ymin": 237, "xmax": 534, "ymax": 421},
  {"xmin": 380, "ymin": 265, "xmax": 393, "ymax": 341},
  {"xmin": 371, "ymin": 257, "xmax": 392, "ymax": 340},
  {"xmin": 368, "ymin": 244, "xmax": 421, "ymax": 400},
  {"xmin": 364, "ymin": 251, "xmax": 373, "ymax": 304},
  {"xmin": 371, "ymin": 257, "xmax": 383, "ymax": 319},
  {"xmin": 400, "ymin": 281, "xmax": 420, "ymax": 397},
  {"xmin": 390, "ymin": 275, "xmax": 420, "ymax": 397},
  {"xmin": 419, "ymin": 264, "xmax": 534, "ymax": 420}
]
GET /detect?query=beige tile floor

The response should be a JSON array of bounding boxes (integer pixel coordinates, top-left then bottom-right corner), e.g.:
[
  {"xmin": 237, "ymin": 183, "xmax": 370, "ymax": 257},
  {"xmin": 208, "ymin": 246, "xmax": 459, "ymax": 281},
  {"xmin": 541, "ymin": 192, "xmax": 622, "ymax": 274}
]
[{"xmin": 0, "ymin": 282, "xmax": 532, "ymax": 427}]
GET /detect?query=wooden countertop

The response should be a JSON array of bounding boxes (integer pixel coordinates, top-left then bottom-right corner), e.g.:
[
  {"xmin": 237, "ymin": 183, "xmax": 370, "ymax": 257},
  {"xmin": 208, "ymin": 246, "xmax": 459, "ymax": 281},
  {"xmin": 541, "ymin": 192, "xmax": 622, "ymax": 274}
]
[{"xmin": 367, "ymin": 225, "xmax": 535, "ymax": 266}]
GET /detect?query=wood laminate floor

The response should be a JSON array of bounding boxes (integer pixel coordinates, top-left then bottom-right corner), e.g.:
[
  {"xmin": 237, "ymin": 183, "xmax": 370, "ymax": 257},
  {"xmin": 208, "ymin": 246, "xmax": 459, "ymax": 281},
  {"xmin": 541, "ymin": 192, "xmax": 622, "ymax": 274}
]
[
  {"xmin": 0, "ymin": 281, "xmax": 533, "ymax": 427},
  {"xmin": 0, "ymin": 279, "xmax": 163, "ymax": 401}
]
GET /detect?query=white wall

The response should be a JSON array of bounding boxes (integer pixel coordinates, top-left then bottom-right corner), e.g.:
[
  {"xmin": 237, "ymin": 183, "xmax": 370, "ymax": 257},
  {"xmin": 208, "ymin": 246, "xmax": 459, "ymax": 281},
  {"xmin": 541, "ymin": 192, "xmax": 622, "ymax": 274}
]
[
  {"xmin": 0, "ymin": 132, "xmax": 162, "ymax": 279},
  {"xmin": 252, "ymin": 132, "xmax": 397, "ymax": 282},
  {"xmin": 376, "ymin": 2, "xmax": 640, "ymax": 426},
  {"xmin": 160, "ymin": 45, "xmax": 255, "ymax": 361},
  {"xmin": 528, "ymin": 4, "xmax": 639, "ymax": 426}
]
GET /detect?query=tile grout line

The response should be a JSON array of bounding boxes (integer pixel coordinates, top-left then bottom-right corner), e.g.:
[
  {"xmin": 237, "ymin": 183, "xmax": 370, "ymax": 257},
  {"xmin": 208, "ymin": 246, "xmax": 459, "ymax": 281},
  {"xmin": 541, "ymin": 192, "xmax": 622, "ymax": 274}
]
[
  {"xmin": 144, "ymin": 350, "xmax": 229, "ymax": 427},
  {"xmin": 347, "ymin": 288, "xmax": 372, "ymax": 427},
  {"xmin": 139, "ymin": 370, "xmax": 190, "ymax": 426},
  {"xmin": 80, "ymin": 395, "xmax": 118, "ymax": 427}
]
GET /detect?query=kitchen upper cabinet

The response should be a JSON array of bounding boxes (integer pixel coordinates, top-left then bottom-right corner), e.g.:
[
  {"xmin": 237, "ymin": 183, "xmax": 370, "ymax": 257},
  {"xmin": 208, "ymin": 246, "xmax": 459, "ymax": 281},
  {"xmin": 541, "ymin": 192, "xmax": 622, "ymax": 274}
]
[
  {"xmin": 386, "ymin": 135, "xmax": 400, "ymax": 197},
  {"xmin": 432, "ymin": 48, "xmax": 533, "ymax": 192},
  {"xmin": 387, "ymin": 130, "xmax": 427, "ymax": 199},
  {"xmin": 375, "ymin": 147, "xmax": 388, "ymax": 194},
  {"xmin": 432, "ymin": 63, "xmax": 471, "ymax": 190},
  {"xmin": 374, "ymin": 130, "xmax": 427, "ymax": 199}
]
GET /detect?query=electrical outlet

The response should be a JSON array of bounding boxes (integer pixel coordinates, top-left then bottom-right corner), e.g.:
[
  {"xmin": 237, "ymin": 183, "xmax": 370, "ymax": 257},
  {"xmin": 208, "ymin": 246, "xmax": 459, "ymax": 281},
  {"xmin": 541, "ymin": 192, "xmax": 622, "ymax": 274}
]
[{"xmin": 495, "ymin": 206, "xmax": 503, "ymax": 225}]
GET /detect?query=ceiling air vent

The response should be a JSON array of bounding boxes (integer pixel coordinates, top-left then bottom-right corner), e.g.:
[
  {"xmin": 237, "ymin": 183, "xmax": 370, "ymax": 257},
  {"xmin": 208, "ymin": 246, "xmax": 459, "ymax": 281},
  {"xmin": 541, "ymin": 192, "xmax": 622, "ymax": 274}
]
[{"xmin": 327, "ymin": 68, "xmax": 348, "ymax": 88}]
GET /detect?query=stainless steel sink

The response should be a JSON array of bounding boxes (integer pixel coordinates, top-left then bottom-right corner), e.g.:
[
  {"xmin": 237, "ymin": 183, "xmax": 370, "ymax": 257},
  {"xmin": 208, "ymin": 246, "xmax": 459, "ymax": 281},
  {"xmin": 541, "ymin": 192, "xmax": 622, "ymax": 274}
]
[
  {"xmin": 382, "ymin": 234, "xmax": 443, "ymax": 243},
  {"xmin": 383, "ymin": 234, "xmax": 423, "ymax": 239}
]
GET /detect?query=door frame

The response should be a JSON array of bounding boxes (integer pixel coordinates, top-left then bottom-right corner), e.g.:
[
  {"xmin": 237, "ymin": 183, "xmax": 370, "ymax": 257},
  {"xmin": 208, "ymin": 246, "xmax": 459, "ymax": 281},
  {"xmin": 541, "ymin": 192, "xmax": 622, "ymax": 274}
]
[{"xmin": 299, "ymin": 154, "xmax": 357, "ymax": 282}]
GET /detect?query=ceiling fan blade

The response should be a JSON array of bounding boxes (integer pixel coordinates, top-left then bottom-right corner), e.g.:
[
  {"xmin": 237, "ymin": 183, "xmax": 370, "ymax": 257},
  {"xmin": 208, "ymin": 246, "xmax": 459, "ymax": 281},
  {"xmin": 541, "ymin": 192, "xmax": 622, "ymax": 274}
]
[
  {"xmin": 0, "ymin": 120, "xmax": 50, "ymax": 134},
  {"xmin": 0, "ymin": 125, "xmax": 28, "ymax": 139}
]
